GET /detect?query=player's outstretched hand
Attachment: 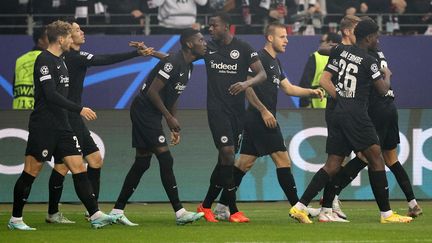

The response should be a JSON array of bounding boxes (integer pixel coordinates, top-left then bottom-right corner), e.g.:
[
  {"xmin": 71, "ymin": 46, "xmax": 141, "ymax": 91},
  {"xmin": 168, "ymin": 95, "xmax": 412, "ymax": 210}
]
[
  {"xmin": 261, "ymin": 109, "xmax": 277, "ymax": 128},
  {"xmin": 311, "ymin": 88, "xmax": 324, "ymax": 100},
  {"xmin": 229, "ymin": 81, "xmax": 249, "ymax": 95},
  {"xmin": 138, "ymin": 47, "xmax": 154, "ymax": 56},
  {"xmin": 170, "ymin": 131, "xmax": 181, "ymax": 146},
  {"xmin": 80, "ymin": 107, "xmax": 97, "ymax": 121},
  {"xmin": 129, "ymin": 41, "xmax": 147, "ymax": 49},
  {"xmin": 166, "ymin": 116, "xmax": 181, "ymax": 133}
]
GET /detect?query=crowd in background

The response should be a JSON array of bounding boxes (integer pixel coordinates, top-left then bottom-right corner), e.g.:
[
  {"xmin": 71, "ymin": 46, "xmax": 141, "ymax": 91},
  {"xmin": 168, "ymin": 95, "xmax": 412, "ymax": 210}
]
[{"xmin": 1, "ymin": 0, "xmax": 432, "ymax": 35}]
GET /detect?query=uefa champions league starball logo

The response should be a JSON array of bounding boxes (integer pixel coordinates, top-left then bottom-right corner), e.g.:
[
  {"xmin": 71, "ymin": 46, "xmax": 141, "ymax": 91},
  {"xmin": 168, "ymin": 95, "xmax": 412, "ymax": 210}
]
[{"xmin": 40, "ymin": 66, "xmax": 49, "ymax": 75}]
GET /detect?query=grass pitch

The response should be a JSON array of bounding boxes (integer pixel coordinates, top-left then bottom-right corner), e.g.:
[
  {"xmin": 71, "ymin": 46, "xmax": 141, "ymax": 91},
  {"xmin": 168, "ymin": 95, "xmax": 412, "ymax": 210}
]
[{"xmin": 0, "ymin": 201, "xmax": 430, "ymax": 242}]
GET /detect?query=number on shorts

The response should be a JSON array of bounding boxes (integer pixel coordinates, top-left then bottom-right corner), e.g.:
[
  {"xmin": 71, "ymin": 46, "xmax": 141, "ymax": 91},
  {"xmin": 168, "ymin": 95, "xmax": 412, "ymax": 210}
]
[{"xmin": 73, "ymin": 136, "xmax": 80, "ymax": 149}]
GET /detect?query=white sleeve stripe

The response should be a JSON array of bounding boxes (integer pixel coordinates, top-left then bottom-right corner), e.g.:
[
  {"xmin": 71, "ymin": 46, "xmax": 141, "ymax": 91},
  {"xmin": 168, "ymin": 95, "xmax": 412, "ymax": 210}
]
[
  {"xmin": 372, "ymin": 72, "xmax": 381, "ymax": 79},
  {"xmin": 327, "ymin": 64, "xmax": 338, "ymax": 72},
  {"xmin": 87, "ymin": 54, "xmax": 93, "ymax": 60},
  {"xmin": 39, "ymin": 75, "xmax": 52, "ymax": 82},
  {"xmin": 158, "ymin": 70, "xmax": 170, "ymax": 79}
]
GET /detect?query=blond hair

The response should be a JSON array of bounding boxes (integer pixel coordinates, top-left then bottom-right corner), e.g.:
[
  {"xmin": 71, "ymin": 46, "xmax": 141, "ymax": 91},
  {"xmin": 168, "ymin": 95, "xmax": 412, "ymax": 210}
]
[{"xmin": 46, "ymin": 20, "xmax": 72, "ymax": 43}]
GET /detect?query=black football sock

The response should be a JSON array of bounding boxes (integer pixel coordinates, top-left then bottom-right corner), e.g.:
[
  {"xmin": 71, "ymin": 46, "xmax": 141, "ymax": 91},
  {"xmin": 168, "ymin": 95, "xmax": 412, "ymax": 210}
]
[
  {"xmin": 157, "ymin": 151, "xmax": 182, "ymax": 212},
  {"xmin": 276, "ymin": 167, "xmax": 299, "ymax": 206},
  {"xmin": 368, "ymin": 169, "xmax": 391, "ymax": 212},
  {"xmin": 322, "ymin": 176, "xmax": 339, "ymax": 208},
  {"xmin": 87, "ymin": 166, "xmax": 101, "ymax": 201},
  {"xmin": 114, "ymin": 156, "xmax": 151, "ymax": 210},
  {"xmin": 72, "ymin": 172, "xmax": 99, "ymax": 216},
  {"xmin": 12, "ymin": 171, "xmax": 35, "ymax": 217},
  {"xmin": 219, "ymin": 166, "xmax": 245, "ymax": 206},
  {"xmin": 48, "ymin": 169, "xmax": 65, "ymax": 215},
  {"xmin": 389, "ymin": 161, "xmax": 415, "ymax": 201},
  {"xmin": 299, "ymin": 168, "xmax": 330, "ymax": 206},
  {"xmin": 335, "ymin": 157, "xmax": 367, "ymax": 195},
  {"xmin": 219, "ymin": 165, "xmax": 238, "ymax": 214},
  {"xmin": 202, "ymin": 163, "xmax": 223, "ymax": 208}
]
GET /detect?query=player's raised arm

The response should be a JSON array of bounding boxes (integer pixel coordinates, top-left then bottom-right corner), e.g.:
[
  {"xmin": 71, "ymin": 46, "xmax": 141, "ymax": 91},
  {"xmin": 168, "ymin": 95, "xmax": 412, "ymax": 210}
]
[{"xmin": 130, "ymin": 41, "xmax": 169, "ymax": 60}]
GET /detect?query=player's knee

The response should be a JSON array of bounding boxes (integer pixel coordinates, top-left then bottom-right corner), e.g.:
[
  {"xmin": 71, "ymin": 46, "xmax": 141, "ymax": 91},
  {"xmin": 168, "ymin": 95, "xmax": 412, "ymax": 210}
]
[
  {"xmin": 54, "ymin": 163, "xmax": 69, "ymax": 176},
  {"xmin": 237, "ymin": 160, "xmax": 254, "ymax": 172},
  {"xmin": 218, "ymin": 147, "xmax": 235, "ymax": 166},
  {"xmin": 323, "ymin": 163, "xmax": 341, "ymax": 177},
  {"xmin": 84, "ymin": 151, "xmax": 104, "ymax": 168},
  {"xmin": 156, "ymin": 151, "xmax": 174, "ymax": 170},
  {"xmin": 134, "ymin": 156, "xmax": 151, "ymax": 172}
]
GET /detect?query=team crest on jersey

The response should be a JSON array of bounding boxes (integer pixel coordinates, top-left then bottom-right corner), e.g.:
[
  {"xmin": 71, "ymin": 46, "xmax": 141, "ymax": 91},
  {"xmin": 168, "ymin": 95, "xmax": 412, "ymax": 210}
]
[
  {"xmin": 221, "ymin": 136, "xmax": 228, "ymax": 143},
  {"xmin": 371, "ymin": 63, "xmax": 379, "ymax": 73},
  {"xmin": 158, "ymin": 135, "xmax": 166, "ymax": 143},
  {"xmin": 40, "ymin": 66, "xmax": 49, "ymax": 75},
  {"xmin": 230, "ymin": 50, "xmax": 240, "ymax": 59},
  {"xmin": 164, "ymin": 63, "xmax": 173, "ymax": 73},
  {"xmin": 42, "ymin": 149, "xmax": 48, "ymax": 158},
  {"xmin": 251, "ymin": 52, "xmax": 258, "ymax": 58}
]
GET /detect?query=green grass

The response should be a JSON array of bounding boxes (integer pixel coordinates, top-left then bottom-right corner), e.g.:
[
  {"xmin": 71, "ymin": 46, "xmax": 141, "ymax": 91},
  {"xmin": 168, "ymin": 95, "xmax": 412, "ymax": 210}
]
[{"xmin": 1, "ymin": 201, "xmax": 430, "ymax": 242}]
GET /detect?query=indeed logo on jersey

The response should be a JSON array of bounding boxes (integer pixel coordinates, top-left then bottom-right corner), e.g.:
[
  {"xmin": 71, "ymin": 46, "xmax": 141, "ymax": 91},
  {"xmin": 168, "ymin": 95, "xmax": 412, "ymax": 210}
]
[
  {"xmin": 272, "ymin": 75, "xmax": 280, "ymax": 88},
  {"xmin": 174, "ymin": 82, "xmax": 187, "ymax": 94},
  {"xmin": 210, "ymin": 60, "xmax": 238, "ymax": 74},
  {"xmin": 59, "ymin": 75, "xmax": 70, "ymax": 87}
]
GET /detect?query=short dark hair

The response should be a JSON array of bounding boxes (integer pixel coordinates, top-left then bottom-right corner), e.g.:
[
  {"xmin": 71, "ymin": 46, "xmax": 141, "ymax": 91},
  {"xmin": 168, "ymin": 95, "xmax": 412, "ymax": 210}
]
[
  {"xmin": 326, "ymin": 32, "xmax": 342, "ymax": 44},
  {"xmin": 32, "ymin": 26, "xmax": 47, "ymax": 44},
  {"xmin": 211, "ymin": 11, "xmax": 231, "ymax": 26},
  {"xmin": 180, "ymin": 28, "xmax": 200, "ymax": 49},
  {"xmin": 264, "ymin": 22, "xmax": 286, "ymax": 38},
  {"xmin": 62, "ymin": 17, "xmax": 77, "ymax": 25},
  {"xmin": 354, "ymin": 19, "xmax": 379, "ymax": 42},
  {"xmin": 46, "ymin": 20, "xmax": 72, "ymax": 43}
]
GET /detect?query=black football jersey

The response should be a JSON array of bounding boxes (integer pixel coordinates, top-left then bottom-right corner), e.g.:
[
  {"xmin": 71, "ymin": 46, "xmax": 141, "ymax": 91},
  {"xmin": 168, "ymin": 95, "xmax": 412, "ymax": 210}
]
[
  {"xmin": 138, "ymin": 50, "xmax": 192, "ymax": 114},
  {"xmin": 204, "ymin": 37, "xmax": 259, "ymax": 112},
  {"xmin": 31, "ymin": 50, "xmax": 81, "ymax": 130},
  {"xmin": 247, "ymin": 49, "xmax": 285, "ymax": 116},
  {"xmin": 325, "ymin": 44, "xmax": 382, "ymax": 113}
]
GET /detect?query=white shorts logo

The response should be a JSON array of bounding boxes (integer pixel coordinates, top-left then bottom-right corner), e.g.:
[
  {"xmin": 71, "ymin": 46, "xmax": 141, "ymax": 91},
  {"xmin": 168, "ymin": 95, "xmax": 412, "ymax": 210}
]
[
  {"xmin": 42, "ymin": 149, "xmax": 49, "ymax": 158},
  {"xmin": 158, "ymin": 135, "xmax": 166, "ymax": 143},
  {"xmin": 230, "ymin": 50, "xmax": 240, "ymax": 59},
  {"xmin": 221, "ymin": 136, "xmax": 228, "ymax": 143},
  {"xmin": 40, "ymin": 66, "xmax": 49, "ymax": 75}
]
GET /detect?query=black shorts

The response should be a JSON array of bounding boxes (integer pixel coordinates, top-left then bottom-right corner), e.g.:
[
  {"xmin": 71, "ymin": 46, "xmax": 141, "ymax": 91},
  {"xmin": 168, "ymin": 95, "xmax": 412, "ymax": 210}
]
[
  {"xmin": 207, "ymin": 109, "xmax": 244, "ymax": 152},
  {"xmin": 69, "ymin": 117, "xmax": 99, "ymax": 156},
  {"xmin": 130, "ymin": 98, "xmax": 167, "ymax": 149},
  {"xmin": 25, "ymin": 127, "xmax": 82, "ymax": 163},
  {"xmin": 326, "ymin": 111, "xmax": 379, "ymax": 156},
  {"xmin": 369, "ymin": 101, "xmax": 400, "ymax": 150},
  {"xmin": 240, "ymin": 119, "xmax": 286, "ymax": 157}
]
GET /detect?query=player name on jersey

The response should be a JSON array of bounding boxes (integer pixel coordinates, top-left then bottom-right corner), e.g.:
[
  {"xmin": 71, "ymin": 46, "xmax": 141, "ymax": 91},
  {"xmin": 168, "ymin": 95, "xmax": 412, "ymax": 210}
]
[{"xmin": 340, "ymin": 51, "xmax": 363, "ymax": 65}]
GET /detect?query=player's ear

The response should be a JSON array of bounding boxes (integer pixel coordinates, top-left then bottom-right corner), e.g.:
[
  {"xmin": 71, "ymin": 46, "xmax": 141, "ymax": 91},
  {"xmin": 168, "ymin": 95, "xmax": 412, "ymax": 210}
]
[
  {"xmin": 266, "ymin": 34, "xmax": 273, "ymax": 42},
  {"xmin": 187, "ymin": 41, "xmax": 193, "ymax": 49}
]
